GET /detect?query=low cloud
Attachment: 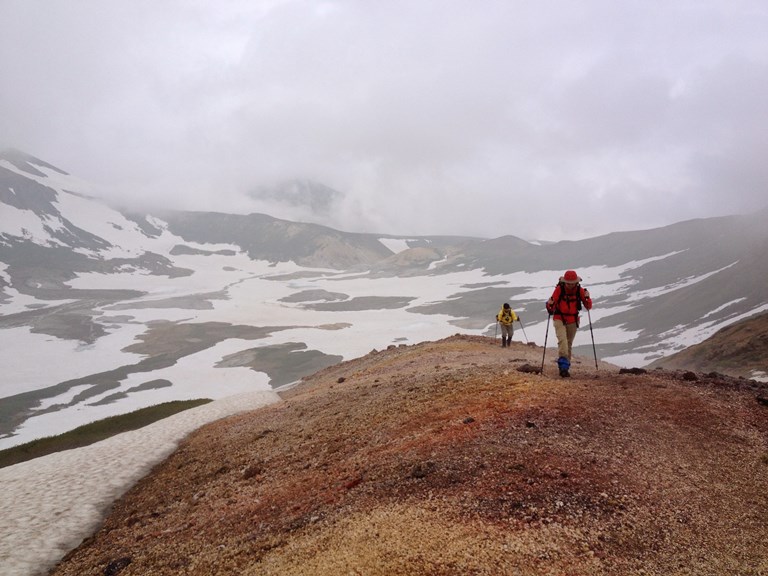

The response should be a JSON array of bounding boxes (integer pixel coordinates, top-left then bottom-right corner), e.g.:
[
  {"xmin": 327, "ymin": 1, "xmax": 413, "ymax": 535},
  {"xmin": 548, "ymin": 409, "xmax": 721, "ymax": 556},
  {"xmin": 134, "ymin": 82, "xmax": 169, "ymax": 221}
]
[{"xmin": 2, "ymin": 0, "xmax": 767, "ymax": 240}]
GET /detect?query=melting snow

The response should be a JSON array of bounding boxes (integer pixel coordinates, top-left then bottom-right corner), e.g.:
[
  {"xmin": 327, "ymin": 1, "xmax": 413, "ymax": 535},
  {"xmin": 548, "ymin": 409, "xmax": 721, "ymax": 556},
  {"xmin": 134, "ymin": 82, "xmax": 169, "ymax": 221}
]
[
  {"xmin": 0, "ymin": 203, "xmax": 56, "ymax": 243},
  {"xmin": 0, "ymin": 325, "xmax": 146, "ymax": 399},
  {"xmin": 751, "ymin": 371, "xmax": 768, "ymax": 383},
  {"xmin": 0, "ymin": 390, "xmax": 280, "ymax": 576},
  {"xmin": 701, "ymin": 298, "xmax": 747, "ymax": 319}
]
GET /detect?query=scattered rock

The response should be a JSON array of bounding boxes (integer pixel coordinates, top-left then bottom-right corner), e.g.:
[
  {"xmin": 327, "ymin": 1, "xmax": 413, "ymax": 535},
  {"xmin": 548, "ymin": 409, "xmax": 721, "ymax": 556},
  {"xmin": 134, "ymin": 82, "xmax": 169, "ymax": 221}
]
[
  {"xmin": 517, "ymin": 363, "xmax": 541, "ymax": 374},
  {"xmin": 337, "ymin": 377, "xmax": 346, "ymax": 383},
  {"xmin": 525, "ymin": 420, "xmax": 537, "ymax": 428},
  {"xmin": 104, "ymin": 557, "xmax": 131, "ymax": 576},
  {"xmin": 242, "ymin": 463, "xmax": 264, "ymax": 480},
  {"xmin": 619, "ymin": 367, "xmax": 647, "ymax": 375},
  {"xmin": 757, "ymin": 396, "xmax": 768, "ymax": 407},
  {"xmin": 682, "ymin": 371, "xmax": 699, "ymax": 381},
  {"xmin": 463, "ymin": 417, "xmax": 476, "ymax": 425},
  {"xmin": 410, "ymin": 461, "xmax": 436, "ymax": 479}
]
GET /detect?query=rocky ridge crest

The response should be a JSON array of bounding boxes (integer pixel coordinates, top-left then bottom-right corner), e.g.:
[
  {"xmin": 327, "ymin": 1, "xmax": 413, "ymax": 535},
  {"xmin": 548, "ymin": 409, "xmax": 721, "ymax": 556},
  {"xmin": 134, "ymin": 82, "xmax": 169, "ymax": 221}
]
[{"xmin": 50, "ymin": 336, "xmax": 768, "ymax": 575}]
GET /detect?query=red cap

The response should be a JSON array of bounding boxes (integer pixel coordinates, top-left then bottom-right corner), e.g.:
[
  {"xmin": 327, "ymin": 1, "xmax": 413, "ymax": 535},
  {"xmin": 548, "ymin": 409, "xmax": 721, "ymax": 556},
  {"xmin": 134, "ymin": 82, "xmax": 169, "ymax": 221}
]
[{"xmin": 563, "ymin": 270, "xmax": 581, "ymax": 283}]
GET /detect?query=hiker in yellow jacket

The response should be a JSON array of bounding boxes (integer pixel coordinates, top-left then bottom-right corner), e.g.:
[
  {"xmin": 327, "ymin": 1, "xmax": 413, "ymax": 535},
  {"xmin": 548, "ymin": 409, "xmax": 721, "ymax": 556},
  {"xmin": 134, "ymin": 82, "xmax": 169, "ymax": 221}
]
[{"xmin": 496, "ymin": 303, "xmax": 518, "ymax": 348}]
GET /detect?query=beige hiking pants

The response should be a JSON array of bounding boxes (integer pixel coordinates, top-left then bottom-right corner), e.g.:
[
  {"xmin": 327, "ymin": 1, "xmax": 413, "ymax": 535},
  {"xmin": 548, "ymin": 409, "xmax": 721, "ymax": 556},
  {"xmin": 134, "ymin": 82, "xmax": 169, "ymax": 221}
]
[{"xmin": 553, "ymin": 319, "xmax": 578, "ymax": 360}]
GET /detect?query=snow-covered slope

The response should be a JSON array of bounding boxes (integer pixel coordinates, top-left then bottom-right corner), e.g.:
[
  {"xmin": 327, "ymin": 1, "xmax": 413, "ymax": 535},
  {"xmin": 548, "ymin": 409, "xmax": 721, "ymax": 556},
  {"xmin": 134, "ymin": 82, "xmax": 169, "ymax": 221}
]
[{"xmin": 2, "ymin": 149, "xmax": 767, "ymax": 449}]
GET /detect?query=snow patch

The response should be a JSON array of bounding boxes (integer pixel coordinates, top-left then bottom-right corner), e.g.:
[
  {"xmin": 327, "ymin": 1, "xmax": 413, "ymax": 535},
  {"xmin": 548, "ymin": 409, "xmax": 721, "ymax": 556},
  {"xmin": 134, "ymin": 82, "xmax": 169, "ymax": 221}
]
[
  {"xmin": 0, "ymin": 390, "xmax": 280, "ymax": 576},
  {"xmin": 0, "ymin": 203, "xmax": 56, "ymax": 243},
  {"xmin": 701, "ymin": 298, "xmax": 747, "ymax": 319},
  {"xmin": 378, "ymin": 237, "xmax": 414, "ymax": 254},
  {"xmin": 624, "ymin": 261, "xmax": 739, "ymax": 303},
  {"xmin": 0, "ymin": 324, "xmax": 146, "ymax": 400},
  {"xmin": 751, "ymin": 371, "xmax": 768, "ymax": 383}
]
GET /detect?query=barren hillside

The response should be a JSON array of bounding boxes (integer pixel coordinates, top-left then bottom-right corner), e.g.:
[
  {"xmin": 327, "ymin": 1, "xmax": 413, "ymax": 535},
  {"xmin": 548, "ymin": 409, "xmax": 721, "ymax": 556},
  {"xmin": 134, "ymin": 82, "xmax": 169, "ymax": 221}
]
[
  {"xmin": 50, "ymin": 336, "xmax": 768, "ymax": 576},
  {"xmin": 649, "ymin": 311, "xmax": 768, "ymax": 380}
]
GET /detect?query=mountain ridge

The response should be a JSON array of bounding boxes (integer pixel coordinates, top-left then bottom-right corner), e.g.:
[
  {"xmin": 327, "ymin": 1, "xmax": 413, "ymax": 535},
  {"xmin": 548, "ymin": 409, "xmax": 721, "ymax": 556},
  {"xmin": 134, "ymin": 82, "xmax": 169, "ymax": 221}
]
[{"xmin": 48, "ymin": 336, "xmax": 768, "ymax": 575}]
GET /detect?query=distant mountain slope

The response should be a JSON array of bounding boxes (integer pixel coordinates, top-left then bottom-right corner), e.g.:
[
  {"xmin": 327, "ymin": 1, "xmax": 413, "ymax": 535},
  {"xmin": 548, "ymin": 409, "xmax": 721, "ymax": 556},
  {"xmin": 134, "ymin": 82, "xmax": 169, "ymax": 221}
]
[
  {"xmin": 2, "ymin": 148, "xmax": 768, "ymax": 450},
  {"xmin": 0, "ymin": 149, "xmax": 191, "ymax": 301},
  {"xmin": 153, "ymin": 207, "xmax": 483, "ymax": 273},
  {"xmin": 156, "ymin": 210, "xmax": 402, "ymax": 270},
  {"xmin": 433, "ymin": 210, "xmax": 768, "ymax": 364},
  {"xmin": 48, "ymin": 336, "xmax": 768, "ymax": 576},
  {"xmin": 649, "ymin": 311, "xmax": 768, "ymax": 380}
]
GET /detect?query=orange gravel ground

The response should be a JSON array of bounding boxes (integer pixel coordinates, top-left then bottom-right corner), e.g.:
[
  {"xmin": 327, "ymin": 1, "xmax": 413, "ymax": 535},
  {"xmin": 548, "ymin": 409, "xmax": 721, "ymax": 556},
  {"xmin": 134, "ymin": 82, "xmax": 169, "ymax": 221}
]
[{"xmin": 50, "ymin": 335, "xmax": 768, "ymax": 575}]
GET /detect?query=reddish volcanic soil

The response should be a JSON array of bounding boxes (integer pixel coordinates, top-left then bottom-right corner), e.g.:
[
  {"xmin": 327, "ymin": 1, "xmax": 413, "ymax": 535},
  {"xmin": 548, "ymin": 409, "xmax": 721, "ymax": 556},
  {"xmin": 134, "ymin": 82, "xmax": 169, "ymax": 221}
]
[{"xmin": 50, "ymin": 336, "xmax": 768, "ymax": 576}]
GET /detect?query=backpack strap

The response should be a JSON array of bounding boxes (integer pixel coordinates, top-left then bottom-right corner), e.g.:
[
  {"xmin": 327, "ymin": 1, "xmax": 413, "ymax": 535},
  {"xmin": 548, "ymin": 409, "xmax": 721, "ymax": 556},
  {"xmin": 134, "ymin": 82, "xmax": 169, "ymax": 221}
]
[{"xmin": 556, "ymin": 282, "xmax": 583, "ymax": 312}]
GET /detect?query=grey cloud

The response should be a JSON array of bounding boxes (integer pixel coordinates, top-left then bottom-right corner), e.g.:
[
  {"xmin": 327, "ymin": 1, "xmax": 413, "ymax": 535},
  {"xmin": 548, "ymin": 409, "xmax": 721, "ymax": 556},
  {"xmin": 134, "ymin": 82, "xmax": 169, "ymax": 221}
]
[{"xmin": 1, "ymin": 0, "xmax": 767, "ymax": 240}]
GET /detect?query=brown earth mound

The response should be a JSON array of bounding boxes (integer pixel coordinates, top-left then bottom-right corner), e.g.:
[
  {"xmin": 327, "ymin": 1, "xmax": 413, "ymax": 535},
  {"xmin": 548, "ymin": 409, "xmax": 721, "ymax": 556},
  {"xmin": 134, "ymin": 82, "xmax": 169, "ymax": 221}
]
[
  {"xmin": 649, "ymin": 311, "xmax": 768, "ymax": 379},
  {"xmin": 50, "ymin": 336, "xmax": 768, "ymax": 575}
]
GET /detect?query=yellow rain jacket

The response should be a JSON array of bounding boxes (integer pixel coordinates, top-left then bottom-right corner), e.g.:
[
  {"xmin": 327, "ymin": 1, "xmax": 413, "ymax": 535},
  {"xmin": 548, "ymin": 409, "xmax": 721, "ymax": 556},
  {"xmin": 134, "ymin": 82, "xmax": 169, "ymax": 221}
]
[{"xmin": 496, "ymin": 306, "xmax": 518, "ymax": 325}]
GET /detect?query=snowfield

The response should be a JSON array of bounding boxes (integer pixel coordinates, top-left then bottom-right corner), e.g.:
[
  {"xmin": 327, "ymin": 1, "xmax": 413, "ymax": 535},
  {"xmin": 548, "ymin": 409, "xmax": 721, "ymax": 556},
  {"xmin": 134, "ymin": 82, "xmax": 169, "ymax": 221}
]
[
  {"xmin": 0, "ymin": 390, "xmax": 280, "ymax": 576},
  {"xmin": 3, "ymin": 245, "xmax": 765, "ymax": 449}
]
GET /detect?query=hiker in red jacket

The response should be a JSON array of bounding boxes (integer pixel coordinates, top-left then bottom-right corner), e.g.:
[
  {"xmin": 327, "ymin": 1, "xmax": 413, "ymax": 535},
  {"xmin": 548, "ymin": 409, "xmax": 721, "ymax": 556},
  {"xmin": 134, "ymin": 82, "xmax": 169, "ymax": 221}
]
[{"xmin": 546, "ymin": 270, "xmax": 592, "ymax": 377}]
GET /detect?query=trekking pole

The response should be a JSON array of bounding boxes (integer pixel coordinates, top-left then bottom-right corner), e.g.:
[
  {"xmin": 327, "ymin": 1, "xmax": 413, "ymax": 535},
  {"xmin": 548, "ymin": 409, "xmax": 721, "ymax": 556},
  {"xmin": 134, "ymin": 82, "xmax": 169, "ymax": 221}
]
[
  {"xmin": 586, "ymin": 308, "xmax": 598, "ymax": 372},
  {"xmin": 540, "ymin": 313, "xmax": 552, "ymax": 374},
  {"xmin": 518, "ymin": 318, "xmax": 529, "ymax": 344}
]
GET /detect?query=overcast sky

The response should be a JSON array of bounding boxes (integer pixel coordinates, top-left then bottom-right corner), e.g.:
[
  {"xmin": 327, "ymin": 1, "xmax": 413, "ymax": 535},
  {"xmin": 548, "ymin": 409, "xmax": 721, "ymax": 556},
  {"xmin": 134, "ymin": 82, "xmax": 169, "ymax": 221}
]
[{"xmin": 2, "ymin": 1, "xmax": 767, "ymax": 240}]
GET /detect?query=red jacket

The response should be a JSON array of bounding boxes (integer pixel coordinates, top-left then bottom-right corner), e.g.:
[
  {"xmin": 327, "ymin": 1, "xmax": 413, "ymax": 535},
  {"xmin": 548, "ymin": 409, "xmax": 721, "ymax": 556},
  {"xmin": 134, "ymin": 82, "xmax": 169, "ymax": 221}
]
[{"xmin": 547, "ymin": 283, "xmax": 592, "ymax": 324}]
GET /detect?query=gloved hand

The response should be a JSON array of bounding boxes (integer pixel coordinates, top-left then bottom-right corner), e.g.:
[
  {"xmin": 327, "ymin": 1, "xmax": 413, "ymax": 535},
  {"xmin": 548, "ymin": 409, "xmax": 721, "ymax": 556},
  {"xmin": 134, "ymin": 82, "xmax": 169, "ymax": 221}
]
[{"xmin": 583, "ymin": 289, "xmax": 590, "ymax": 299}]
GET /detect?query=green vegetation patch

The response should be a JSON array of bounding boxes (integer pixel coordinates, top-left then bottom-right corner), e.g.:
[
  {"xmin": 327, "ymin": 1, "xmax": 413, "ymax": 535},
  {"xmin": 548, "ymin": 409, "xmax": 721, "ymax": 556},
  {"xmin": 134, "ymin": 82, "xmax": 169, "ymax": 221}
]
[{"xmin": 0, "ymin": 399, "xmax": 212, "ymax": 469}]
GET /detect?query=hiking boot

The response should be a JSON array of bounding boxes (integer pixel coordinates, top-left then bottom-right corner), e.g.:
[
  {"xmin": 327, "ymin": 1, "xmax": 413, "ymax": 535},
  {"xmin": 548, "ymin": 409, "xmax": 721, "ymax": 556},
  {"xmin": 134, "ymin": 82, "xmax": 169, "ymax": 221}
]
[{"xmin": 559, "ymin": 368, "xmax": 571, "ymax": 378}]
